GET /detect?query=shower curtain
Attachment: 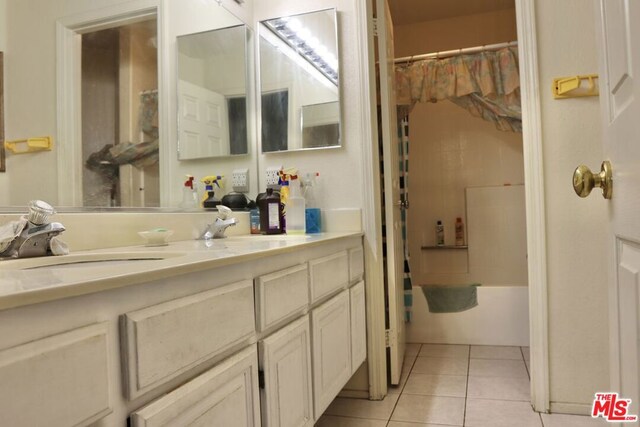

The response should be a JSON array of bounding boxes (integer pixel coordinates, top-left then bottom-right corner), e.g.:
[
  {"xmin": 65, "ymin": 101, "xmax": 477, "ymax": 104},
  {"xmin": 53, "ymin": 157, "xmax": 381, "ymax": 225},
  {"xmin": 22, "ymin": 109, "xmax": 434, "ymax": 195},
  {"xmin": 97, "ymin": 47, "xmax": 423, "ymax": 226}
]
[
  {"xmin": 378, "ymin": 108, "xmax": 414, "ymax": 323},
  {"xmin": 395, "ymin": 47, "xmax": 521, "ymax": 133}
]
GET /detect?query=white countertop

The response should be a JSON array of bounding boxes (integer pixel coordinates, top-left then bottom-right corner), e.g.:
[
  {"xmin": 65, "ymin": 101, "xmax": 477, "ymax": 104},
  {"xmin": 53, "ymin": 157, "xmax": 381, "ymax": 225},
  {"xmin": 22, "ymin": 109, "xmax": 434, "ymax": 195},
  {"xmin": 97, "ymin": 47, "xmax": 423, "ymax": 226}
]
[{"xmin": 0, "ymin": 232, "xmax": 362, "ymax": 311}]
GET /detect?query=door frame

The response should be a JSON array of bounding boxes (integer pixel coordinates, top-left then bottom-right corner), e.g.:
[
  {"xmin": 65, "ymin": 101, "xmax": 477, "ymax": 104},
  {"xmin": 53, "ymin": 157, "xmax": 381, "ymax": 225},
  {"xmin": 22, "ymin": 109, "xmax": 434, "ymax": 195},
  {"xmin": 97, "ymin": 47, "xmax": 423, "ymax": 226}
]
[
  {"xmin": 515, "ymin": 0, "xmax": 549, "ymax": 413},
  {"xmin": 356, "ymin": 0, "xmax": 550, "ymax": 408}
]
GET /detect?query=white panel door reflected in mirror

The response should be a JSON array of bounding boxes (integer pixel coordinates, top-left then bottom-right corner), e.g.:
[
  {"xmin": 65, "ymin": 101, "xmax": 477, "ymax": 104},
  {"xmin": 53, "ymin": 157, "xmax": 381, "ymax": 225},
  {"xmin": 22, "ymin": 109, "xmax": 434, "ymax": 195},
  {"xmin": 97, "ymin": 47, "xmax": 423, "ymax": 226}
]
[
  {"xmin": 177, "ymin": 25, "xmax": 250, "ymax": 160},
  {"xmin": 259, "ymin": 9, "xmax": 341, "ymax": 153}
]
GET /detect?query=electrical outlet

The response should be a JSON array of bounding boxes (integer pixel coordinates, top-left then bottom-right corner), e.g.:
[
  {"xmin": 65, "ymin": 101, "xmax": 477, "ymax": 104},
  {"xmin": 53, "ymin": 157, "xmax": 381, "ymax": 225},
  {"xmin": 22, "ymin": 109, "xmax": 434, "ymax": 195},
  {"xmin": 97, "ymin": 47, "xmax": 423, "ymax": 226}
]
[
  {"xmin": 265, "ymin": 167, "xmax": 281, "ymax": 188},
  {"xmin": 232, "ymin": 168, "xmax": 249, "ymax": 193}
]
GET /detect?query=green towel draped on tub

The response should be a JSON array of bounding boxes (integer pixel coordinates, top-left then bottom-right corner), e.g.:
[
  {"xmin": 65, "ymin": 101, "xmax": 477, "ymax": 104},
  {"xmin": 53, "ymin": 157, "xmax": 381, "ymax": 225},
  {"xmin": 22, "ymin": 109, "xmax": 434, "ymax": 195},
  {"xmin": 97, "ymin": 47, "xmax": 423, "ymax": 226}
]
[{"xmin": 421, "ymin": 284, "xmax": 481, "ymax": 313}]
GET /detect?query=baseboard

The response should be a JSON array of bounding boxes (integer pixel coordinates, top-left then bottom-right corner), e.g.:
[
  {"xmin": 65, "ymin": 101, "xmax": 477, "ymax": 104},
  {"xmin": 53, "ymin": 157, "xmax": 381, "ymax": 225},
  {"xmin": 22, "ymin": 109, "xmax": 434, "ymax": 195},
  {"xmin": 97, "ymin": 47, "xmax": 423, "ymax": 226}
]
[{"xmin": 549, "ymin": 402, "xmax": 592, "ymax": 415}]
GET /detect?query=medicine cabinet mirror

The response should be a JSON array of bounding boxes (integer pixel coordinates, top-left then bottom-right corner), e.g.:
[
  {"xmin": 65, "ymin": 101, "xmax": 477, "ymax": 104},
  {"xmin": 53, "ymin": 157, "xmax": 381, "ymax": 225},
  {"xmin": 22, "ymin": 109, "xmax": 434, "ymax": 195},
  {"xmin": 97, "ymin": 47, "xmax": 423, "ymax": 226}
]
[
  {"xmin": 177, "ymin": 25, "xmax": 251, "ymax": 160},
  {"xmin": 258, "ymin": 8, "xmax": 341, "ymax": 153}
]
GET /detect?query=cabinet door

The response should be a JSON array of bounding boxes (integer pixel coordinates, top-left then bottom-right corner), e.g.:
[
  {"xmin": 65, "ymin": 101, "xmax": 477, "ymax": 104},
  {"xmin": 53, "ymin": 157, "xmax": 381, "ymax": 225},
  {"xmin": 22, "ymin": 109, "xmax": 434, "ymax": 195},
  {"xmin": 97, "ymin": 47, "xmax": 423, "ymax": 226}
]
[
  {"xmin": 350, "ymin": 281, "xmax": 367, "ymax": 372},
  {"xmin": 131, "ymin": 346, "xmax": 260, "ymax": 427},
  {"xmin": 0, "ymin": 322, "xmax": 111, "ymax": 427},
  {"xmin": 259, "ymin": 316, "xmax": 313, "ymax": 427},
  {"xmin": 311, "ymin": 290, "xmax": 351, "ymax": 419}
]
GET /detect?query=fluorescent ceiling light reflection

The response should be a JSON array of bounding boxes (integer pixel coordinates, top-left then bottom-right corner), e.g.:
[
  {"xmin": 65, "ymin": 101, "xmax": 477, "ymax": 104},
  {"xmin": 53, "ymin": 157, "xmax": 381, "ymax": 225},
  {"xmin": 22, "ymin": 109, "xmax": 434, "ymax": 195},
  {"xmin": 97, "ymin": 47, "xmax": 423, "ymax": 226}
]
[{"xmin": 265, "ymin": 17, "xmax": 338, "ymax": 84}]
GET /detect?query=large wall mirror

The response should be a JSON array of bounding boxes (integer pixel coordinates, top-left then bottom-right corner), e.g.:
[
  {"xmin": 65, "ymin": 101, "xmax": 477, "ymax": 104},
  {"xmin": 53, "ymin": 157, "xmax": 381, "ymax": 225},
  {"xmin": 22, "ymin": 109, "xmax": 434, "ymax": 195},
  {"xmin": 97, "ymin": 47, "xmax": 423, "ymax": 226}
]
[
  {"xmin": 0, "ymin": 0, "xmax": 255, "ymax": 210},
  {"xmin": 259, "ymin": 8, "xmax": 341, "ymax": 153},
  {"xmin": 177, "ymin": 25, "xmax": 250, "ymax": 160}
]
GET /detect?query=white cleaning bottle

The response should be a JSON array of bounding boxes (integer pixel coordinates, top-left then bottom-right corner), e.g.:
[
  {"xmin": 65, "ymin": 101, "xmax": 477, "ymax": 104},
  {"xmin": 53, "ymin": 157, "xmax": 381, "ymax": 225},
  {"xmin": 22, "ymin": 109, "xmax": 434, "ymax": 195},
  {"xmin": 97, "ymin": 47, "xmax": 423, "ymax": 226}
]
[{"xmin": 286, "ymin": 175, "xmax": 306, "ymax": 235}]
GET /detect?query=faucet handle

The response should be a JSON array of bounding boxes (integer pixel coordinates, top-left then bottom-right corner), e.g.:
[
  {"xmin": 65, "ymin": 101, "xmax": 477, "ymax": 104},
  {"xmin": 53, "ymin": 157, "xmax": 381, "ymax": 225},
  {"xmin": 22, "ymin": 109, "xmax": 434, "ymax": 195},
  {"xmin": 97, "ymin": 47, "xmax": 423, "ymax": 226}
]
[
  {"xmin": 216, "ymin": 205, "xmax": 233, "ymax": 219},
  {"xmin": 28, "ymin": 200, "xmax": 56, "ymax": 225}
]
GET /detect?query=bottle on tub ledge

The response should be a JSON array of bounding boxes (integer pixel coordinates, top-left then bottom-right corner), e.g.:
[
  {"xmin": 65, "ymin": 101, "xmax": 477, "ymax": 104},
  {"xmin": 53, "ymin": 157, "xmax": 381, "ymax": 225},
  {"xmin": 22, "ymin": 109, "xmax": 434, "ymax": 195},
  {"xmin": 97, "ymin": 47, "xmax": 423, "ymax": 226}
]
[
  {"xmin": 435, "ymin": 220, "xmax": 445, "ymax": 246},
  {"xmin": 455, "ymin": 217, "xmax": 465, "ymax": 246}
]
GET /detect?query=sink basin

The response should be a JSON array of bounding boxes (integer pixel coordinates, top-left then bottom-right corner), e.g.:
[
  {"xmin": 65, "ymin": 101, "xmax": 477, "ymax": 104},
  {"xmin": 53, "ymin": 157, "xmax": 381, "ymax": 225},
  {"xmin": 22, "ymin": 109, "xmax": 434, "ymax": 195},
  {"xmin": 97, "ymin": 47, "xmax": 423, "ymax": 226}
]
[{"xmin": 0, "ymin": 251, "xmax": 187, "ymax": 271}]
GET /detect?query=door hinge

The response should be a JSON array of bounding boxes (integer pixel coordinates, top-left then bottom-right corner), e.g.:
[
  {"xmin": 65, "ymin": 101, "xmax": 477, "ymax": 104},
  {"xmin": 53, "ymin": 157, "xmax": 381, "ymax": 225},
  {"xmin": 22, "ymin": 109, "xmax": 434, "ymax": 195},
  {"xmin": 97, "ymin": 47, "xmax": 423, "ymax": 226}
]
[
  {"xmin": 372, "ymin": 18, "xmax": 379, "ymax": 37},
  {"xmin": 385, "ymin": 329, "xmax": 392, "ymax": 348},
  {"xmin": 258, "ymin": 369, "xmax": 265, "ymax": 389}
]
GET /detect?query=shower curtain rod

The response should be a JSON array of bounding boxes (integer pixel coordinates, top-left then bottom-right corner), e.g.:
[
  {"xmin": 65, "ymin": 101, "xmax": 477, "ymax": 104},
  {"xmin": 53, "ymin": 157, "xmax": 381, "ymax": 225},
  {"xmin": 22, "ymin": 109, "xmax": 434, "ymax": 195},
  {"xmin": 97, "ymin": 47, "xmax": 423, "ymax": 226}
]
[{"xmin": 394, "ymin": 40, "xmax": 518, "ymax": 64}]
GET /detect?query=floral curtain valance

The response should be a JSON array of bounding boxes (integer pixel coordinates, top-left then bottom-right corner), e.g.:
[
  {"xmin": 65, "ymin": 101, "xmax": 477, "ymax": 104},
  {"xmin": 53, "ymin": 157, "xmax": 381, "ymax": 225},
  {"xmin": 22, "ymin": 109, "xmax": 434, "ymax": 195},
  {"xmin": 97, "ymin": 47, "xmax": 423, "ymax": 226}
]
[{"xmin": 395, "ymin": 47, "xmax": 521, "ymax": 132}]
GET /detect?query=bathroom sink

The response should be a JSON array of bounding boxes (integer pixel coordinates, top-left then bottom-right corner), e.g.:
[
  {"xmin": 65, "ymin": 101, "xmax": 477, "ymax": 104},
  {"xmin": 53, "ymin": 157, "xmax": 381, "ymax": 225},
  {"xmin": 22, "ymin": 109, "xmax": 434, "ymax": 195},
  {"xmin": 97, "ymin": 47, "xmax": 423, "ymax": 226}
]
[{"xmin": 0, "ymin": 251, "xmax": 187, "ymax": 271}]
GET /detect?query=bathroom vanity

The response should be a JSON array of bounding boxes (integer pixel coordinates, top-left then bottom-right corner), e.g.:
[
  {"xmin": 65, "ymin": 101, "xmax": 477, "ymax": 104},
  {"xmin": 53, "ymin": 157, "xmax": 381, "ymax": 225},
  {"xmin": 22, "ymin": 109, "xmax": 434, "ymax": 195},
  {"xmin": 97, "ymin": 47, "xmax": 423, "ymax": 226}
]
[{"xmin": 0, "ymin": 233, "xmax": 365, "ymax": 426}]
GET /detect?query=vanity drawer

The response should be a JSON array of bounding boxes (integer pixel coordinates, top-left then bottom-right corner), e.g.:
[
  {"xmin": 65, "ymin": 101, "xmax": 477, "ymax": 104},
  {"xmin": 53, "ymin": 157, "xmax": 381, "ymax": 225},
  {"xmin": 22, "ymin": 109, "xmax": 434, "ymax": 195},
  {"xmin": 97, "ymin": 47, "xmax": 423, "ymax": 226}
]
[
  {"xmin": 131, "ymin": 345, "xmax": 260, "ymax": 427},
  {"xmin": 0, "ymin": 322, "xmax": 111, "ymax": 427},
  {"xmin": 309, "ymin": 251, "xmax": 349, "ymax": 303},
  {"xmin": 255, "ymin": 264, "xmax": 309, "ymax": 332},
  {"xmin": 121, "ymin": 280, "xmax": 256, "ymax": 399},
  {"xmin": 348, "ymin": 246, "xmax": 365, "ymax": 283}
]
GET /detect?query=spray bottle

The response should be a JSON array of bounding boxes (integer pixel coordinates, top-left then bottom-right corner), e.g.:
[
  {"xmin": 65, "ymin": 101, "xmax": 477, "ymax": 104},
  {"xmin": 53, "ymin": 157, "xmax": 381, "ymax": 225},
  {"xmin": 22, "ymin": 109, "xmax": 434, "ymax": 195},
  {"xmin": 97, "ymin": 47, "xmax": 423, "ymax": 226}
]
[
  {"xmin": 201, "ymin": 175, "xmax": 223, "ymax": 208},
  {"xmin": 180, "ymin": 175, "xmax": 199, "ymax": 209},
  {"xmin": 302, "ymin": 172, "xmax": 321, "ymax": 233}
]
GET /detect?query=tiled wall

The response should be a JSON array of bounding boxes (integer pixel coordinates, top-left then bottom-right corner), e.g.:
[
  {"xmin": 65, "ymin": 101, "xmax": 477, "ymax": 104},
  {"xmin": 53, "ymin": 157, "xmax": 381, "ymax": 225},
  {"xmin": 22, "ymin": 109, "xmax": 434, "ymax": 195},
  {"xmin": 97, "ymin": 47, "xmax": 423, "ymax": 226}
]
[{"xmin": 406, "ymin": 98, "xmax": 524, "ymax": 286}]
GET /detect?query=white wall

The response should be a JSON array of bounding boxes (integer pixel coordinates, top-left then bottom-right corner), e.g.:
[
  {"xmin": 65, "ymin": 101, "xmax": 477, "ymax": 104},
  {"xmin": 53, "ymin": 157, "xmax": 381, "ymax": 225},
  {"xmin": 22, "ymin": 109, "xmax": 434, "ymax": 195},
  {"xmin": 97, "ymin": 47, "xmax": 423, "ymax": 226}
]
[
  {"xmin": 536, "ymin": 0, "xmax": 609, "ymax": 413},
  {"xmin": 254, "ymin": 0, "xmax": 364, "ymax": 211}
]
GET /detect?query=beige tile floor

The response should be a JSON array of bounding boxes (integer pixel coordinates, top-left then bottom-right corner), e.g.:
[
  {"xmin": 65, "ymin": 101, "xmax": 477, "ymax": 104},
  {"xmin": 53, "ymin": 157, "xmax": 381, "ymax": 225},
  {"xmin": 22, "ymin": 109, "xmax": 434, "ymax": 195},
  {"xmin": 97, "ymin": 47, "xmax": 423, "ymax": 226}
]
[{"xmin": 316, "ymin": 344, "xmax": 608, "ymax": 426}]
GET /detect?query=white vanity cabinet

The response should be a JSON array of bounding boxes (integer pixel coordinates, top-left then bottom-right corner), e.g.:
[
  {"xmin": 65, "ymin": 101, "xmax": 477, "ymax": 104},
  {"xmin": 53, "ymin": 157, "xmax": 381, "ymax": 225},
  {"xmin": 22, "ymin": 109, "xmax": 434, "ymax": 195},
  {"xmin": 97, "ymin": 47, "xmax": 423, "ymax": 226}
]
[{"xmin": 0, "ymin": 233, "xmax": 364, "ymax": 426}]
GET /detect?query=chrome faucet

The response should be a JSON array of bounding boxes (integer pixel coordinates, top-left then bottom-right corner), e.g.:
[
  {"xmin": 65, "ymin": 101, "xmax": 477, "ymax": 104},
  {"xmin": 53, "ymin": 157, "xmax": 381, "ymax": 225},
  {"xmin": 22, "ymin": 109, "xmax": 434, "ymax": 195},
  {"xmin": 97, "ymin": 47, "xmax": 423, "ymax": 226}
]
[
  {"xmin": 0, "ymin": 200, "xmax": 67, "ymax": 258},
  {"xmin": 199, "ymin": 205, "xmax": 238, "ymax": 240}
]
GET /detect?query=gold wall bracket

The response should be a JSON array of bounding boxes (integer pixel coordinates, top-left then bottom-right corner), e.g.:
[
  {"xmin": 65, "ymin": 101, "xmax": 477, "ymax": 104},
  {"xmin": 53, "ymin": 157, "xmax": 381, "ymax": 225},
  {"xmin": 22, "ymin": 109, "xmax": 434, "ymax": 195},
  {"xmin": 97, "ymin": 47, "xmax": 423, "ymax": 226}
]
[
  {"xmin": 4, "ymin": 136, "xmax": 53, "ymax": 154},
  {"xmin": 552, "ymin": 74, "xmax": 599, "ymax": 99}
]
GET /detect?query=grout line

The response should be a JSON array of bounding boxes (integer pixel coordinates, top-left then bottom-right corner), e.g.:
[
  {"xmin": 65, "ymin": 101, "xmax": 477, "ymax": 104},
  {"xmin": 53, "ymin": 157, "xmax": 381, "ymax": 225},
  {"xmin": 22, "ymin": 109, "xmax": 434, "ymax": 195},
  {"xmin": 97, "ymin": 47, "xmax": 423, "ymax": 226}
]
[
  {"xmin": 521, "ymin": 346, "xmax": 531, "ymax": 380},
  {"xmin": 463, "ymin": 352, "xmax": 471, "ymax": 426},
  {"xmin": 385, "ymin": 343, "xmax": 422, "ymax": 424}
]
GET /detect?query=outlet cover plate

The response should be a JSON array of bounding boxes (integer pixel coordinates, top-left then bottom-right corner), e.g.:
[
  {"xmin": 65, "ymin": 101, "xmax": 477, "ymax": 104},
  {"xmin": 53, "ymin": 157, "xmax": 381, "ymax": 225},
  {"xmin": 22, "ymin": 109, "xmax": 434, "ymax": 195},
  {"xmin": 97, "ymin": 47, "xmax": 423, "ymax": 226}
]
[
  {"xmin": 265, "ymin": 167, "xmax": 281, "ymax": 188},
  {"xmin": 232, "ymin": 168, "xmax": 249, "ymax": 193}
]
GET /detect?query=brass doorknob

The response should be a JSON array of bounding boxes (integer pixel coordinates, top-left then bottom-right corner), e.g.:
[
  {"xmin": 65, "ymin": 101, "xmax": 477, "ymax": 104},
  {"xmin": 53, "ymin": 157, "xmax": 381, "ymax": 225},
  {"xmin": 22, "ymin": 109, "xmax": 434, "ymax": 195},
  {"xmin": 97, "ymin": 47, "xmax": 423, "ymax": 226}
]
[{"xmin": 573, "ymin": 160, "xmax": 612, "ymax": 199}]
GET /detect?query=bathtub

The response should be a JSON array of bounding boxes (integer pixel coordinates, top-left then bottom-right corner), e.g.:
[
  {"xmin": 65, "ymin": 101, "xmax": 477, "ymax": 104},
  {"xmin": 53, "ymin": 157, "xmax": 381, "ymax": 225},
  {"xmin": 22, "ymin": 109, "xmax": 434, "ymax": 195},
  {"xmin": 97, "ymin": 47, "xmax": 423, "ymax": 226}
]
[{"xmin": 406, "ymin": 285, "xmax": 529, "ymax": 347}]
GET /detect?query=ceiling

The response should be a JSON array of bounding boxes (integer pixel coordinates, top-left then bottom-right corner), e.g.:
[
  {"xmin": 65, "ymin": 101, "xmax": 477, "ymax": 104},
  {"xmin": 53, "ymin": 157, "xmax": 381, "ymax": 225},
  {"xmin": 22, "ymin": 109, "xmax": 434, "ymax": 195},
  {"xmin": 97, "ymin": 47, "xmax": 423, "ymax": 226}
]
[{"xmin": 388, "ymin": 0, "xmax": 515, "ymax": 26}]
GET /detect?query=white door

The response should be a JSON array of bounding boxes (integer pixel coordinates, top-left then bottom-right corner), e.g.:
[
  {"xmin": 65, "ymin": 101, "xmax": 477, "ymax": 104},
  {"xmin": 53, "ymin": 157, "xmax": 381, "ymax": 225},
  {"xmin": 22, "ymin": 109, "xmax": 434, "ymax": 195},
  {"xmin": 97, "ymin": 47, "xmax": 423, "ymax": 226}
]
[
  {"xmin": 178, "ymin": 79, "xmax": 229, "ymax": 159},
  {"xmin": 376, "ymin": 0, "xmax": 406, "ymax": 385},
  {"xmin": 595, "ymin": 1, "xmax": 640, "ymax": 425},
  {"xmin": 259, "ymin": 315, "xmax": 313, "ymax": 427}
]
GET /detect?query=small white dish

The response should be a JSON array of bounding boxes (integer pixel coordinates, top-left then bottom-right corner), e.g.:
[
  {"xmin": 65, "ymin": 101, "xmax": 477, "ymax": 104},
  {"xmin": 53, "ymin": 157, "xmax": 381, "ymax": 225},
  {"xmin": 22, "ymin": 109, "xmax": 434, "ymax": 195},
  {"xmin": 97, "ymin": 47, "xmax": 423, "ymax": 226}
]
[{"xmin": 138, "ymin": 229, "xmax": 174, "ymax": 246}]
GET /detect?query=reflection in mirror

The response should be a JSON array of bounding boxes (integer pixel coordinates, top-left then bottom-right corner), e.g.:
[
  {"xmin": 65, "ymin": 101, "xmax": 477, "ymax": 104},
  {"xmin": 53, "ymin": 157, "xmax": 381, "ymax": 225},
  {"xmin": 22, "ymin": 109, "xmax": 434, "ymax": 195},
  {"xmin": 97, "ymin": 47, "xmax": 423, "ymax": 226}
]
[
  {"xmin": 259, "ymin": 9, "xmax": 340, "ymax": 153},
  {"xmin": 82, "ymin": 19, "xmax": 159, "ymax": 207},
  {"xmin": 177, "ymin": 25, "xmax": 250, "ymax": 160}
]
